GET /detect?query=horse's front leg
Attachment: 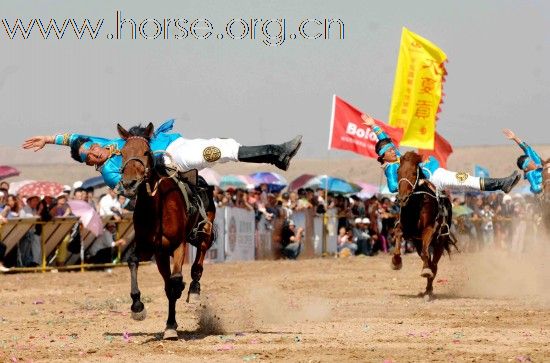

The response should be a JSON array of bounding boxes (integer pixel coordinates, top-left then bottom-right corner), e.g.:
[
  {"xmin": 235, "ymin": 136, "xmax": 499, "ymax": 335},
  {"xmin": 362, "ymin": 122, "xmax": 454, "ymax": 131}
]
[
  {"xmin": 128, "ymin": 241, "xmax": 149, "ymax": 321},
  {"xmin": 420, "ymin": 226, "xmax": 435, "ymax": 279},
  {"xmin": 391, "ymin": 224, "xmax": 403, "ymax": 270},
  {"xmin": 424, "ymin": 243, "xmax": 444, "ymax": 301},
  {"xmin": 187, "ymin": 211, "xmax": 215, "ymax": 303},
  {"xmin": 157, "ymin": 239, "xmax": 187, "ymax": 340}
]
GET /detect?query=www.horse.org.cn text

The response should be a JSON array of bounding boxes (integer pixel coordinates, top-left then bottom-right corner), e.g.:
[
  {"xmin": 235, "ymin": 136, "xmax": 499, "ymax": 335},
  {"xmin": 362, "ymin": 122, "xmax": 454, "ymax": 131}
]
[{"xmin": 1, "ymin": 10, "xmax": 345, "ymax": 46}]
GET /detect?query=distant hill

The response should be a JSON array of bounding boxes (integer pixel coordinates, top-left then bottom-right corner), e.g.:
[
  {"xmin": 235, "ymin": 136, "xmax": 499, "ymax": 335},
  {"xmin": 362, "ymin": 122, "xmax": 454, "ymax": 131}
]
[{"xmin": 2, "ymin": 144, "xmax": 549, "ymax": 188}]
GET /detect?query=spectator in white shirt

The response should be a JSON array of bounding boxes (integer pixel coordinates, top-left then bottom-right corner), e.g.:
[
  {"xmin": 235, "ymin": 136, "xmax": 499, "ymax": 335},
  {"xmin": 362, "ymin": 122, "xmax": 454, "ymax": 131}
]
[{"xmin": 99, "ymin": 189, "xmax": 121, "ymax": 217}]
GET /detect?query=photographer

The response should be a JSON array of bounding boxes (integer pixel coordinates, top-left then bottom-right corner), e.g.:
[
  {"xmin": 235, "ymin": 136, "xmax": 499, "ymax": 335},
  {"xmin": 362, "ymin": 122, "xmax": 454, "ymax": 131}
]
[{"xmin": 280, "ymin": 220, "xmax": 303, "ymax": 260}]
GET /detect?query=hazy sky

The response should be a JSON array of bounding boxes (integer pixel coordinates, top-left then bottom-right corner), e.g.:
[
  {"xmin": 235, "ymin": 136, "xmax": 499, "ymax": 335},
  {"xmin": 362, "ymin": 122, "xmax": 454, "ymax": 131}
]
[{"xmin": 1, "ymin": 0, "xmax": 549, "ymax": 159}]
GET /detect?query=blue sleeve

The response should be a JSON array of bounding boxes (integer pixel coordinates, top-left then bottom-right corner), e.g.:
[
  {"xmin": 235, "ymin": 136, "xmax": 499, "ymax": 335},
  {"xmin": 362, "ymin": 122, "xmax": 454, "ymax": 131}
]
[
  {"xmin": 385, "ymin": 163, "xmax": 399, "ymax": 193},
  {"xmin": 526, "ymin": 171, "xmax": 542, "ymax": 194},
  {"xmin": 54, "ymin": 133, "xmax": 114, "ymax": 148},
  {"xmin": 372, "ymin": 125, "xmax": 389, "ymax": 141},
  {"xmin": 519, "ymin": 142, "xmax": 542, "ymax": 166},
  {"xmin": 419, "ymin": 156, "xmax": 440, "ymax": 178},
  {"xmin": 372, "ymin": 125, "xmax": 401, "ymax": 157},
  {"xmin": 99, "ymin": 156, "xmax": 122, "ymax": 189}
]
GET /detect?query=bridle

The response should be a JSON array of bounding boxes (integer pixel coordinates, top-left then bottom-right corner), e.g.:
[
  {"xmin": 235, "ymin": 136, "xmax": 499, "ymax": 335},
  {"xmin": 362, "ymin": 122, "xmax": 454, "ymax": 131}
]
[
  {"xmin": 119, "ymin": 136, "xmax": 152, "ymax": 194},
  {"xmin": 398, "ymin": 166, "xmax": 420, "ymax": 206},
  {"xmin": 119, "ymin": 136, "xmax": 178, "ymax": 196}
]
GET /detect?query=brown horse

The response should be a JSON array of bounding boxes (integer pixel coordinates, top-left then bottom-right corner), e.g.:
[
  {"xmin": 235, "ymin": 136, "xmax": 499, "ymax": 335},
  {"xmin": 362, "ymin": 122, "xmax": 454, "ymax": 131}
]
[
  {"xmin": 117, "ymin": 123, "xmax": 216, "ymax": 340},
  {"xmin": 391, "ymin": 151, "xmax": 456, "ymax": 300}
]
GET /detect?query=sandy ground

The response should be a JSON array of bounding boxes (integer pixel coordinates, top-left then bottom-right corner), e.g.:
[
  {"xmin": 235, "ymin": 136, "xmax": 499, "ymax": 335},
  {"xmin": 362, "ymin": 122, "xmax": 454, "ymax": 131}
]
[{"xmin": 0, "ymin": 251, "xmax": 549, "ymax": 363}]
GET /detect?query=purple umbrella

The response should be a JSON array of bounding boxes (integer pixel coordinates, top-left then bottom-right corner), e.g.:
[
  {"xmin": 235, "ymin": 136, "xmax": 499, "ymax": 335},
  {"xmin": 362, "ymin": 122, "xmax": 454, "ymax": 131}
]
[
  {"xmin": 288, "ymin": 174, "xmax": 316, "ymax": 191},
  {"xmin": 67, "ymin": 200, "xmax": 103, "ymax": 237},
  {"xmin": 0, "ymin": 166, "xmax": 20, "ymax": 181},
  {"xmin": 355, "ymin": 182, "xmax": 380, "ymax": 199},
  {"xmin": 249, "ymin": 172, "xmax": 288, "ymax": 193}
]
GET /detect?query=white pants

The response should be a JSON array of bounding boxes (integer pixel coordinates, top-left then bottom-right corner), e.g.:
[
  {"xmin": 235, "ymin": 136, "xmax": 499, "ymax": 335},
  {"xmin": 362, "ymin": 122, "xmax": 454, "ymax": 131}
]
[
  {"xmin": 165, "ymin": 137, "xmax": 241, "ymax": 171},
  {"xmin": 429, "ymin": 168, "xmax": 481, "ymax": 191}
]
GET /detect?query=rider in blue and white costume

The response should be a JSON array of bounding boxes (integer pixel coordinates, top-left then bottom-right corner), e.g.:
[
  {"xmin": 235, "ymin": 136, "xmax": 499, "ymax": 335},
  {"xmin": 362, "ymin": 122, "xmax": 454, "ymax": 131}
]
[
  {"xmin": 361, "ymin": 114, "xmax": 520, "ymax": 193},
  {"xmin": 503, "ymin": 128, "xmax": 543, "ymax": 194},
  {"xmin": 23, "ymin": 119, "xmax": 302, "ymax": 190}
]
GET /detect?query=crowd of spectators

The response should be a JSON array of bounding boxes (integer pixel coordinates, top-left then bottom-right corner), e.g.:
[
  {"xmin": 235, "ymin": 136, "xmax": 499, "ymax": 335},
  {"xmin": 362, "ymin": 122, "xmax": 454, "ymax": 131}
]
[
  {"xmin": 451, "ymin": 192, "xmax": 539, "ymax": 253},
  {"xmin": 212, "ymin": 185, "xmax": 401, "ymax": 259},
  {"xmin": 0, "ymin": 177, "xmax": 543, "ymax": 270},
  {"xmin": 212, "ymin": 183, "xmax": 542, "ymax": 259},
  {"xmin": 0, "ymin": 181, "xmax": 132, "ymax": 270}
]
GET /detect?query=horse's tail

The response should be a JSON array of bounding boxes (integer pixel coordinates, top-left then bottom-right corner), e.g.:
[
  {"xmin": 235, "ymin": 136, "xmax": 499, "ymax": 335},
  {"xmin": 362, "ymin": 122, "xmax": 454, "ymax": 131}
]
[{"xmin": 443, "ymin": 231, "xmax": 459, "ymax": 255}]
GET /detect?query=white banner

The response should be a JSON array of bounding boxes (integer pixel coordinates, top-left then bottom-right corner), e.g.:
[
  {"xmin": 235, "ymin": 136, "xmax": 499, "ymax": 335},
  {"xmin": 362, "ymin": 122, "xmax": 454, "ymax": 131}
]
[{"xmin": 224, "ymin": 207, "xmax": 255, "ymax": 261}]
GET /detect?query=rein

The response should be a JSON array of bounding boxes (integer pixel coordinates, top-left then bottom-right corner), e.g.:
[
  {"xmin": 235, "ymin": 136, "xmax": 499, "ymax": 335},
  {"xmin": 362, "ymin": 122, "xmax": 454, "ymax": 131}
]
[
  {"xmin": 398, "ymin": 167, "xmax": 421, "ymax": 206},
  {"xmin": 145, "ymin": 151, "xmax": 178, "ymax": 196},
  {"xmin": 120, "ymin": 136, "xmax": 180, "ymax": 197},
  {"xmin": 120, "ymin": 136, "xmax": 154, "ymax": 196}
]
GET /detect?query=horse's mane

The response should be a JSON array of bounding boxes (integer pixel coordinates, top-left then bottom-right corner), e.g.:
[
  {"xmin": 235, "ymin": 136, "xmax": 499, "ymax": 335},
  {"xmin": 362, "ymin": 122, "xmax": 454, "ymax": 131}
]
[
  {"xmin": 127, "ymin": 124, "xmax": 152, "ymax": 140},
  {"xmin": 401, "ymin": 151, "xmax": 423, "ymax": 166},
  {"xmin": 398, "ymin": 151, "xmax": 423, "ymax": 182}
]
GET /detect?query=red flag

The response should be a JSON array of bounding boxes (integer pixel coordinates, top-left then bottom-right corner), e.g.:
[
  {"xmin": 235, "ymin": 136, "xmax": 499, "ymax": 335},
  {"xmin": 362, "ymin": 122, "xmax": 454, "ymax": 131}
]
[
  {"xmin": 329, "ymin": 95, "xmax": 403, "ymax": 159},
  {"xmin": 418, "ymin": 132, "xmax": 453, "ymax": 168}
]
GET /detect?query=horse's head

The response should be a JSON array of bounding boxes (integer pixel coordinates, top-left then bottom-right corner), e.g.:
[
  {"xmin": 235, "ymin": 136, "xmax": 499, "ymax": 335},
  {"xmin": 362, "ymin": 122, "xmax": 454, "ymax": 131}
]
[
  {"xmin": 117, "ymin": 123, "xmax": 155, "ymax": 197},
  {"xmin": 397, "ymin": 151, "xmax": 423, "ymax": 206}
]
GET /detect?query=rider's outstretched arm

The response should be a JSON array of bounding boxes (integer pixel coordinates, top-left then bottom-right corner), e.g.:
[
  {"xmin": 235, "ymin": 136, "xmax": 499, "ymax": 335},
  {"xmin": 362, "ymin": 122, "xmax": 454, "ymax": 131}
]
[
  {"xmin": 23, "ymin": 133, "xmax": 111, "ymax": 152},
  {"xmin": 361, "ymin": 114, "xmax": 401, "ymax": 157},
  {"xmin": 503, "ymin": 129, "xmax": 542, "ymax": 166}
]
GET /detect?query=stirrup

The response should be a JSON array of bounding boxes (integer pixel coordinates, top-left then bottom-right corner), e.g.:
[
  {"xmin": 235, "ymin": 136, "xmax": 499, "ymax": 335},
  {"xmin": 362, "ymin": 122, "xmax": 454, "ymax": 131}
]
[{"xmin": 188, "ymin": 219, "xmax": 212, "ymax": 242}]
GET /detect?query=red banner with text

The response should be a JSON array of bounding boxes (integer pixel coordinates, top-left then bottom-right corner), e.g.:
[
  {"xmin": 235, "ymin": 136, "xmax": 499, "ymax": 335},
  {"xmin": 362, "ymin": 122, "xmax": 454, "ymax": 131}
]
[{"xmin": 329, "ymin": 95, "xmax": 403, "ymax": 159}]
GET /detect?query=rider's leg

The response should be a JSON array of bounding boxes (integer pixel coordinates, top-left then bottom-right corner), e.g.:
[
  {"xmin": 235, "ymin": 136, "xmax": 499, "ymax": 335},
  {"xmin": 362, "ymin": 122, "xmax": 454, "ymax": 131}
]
[
  {"xmin": 165, "ymin": 136, "xmax": 302, "ymax": 171},
  {"xmin": 237, "ymin": 136, "xmax": 302, "ymax": 171},
  {"xmin": 480, "ymin": 171, "xmax": 521, "ymax": 193},
  {"xmin": 429, "ymin": 168, "xmax": 520, "ymax": 193}
]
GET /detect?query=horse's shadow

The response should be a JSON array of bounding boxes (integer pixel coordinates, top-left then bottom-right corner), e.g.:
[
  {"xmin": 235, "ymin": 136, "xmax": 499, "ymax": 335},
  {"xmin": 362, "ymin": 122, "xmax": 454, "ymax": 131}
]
[
  {"xmin": 103, "ymin": 330, "xmax": 300, "ymax": 344},
  {"xmin": 396, "ymin": 293, "xmax": 467, "ymax": 300},
  {"xmin": 103, "ymin": 330, "xmax": 211, "ymax": 344}
]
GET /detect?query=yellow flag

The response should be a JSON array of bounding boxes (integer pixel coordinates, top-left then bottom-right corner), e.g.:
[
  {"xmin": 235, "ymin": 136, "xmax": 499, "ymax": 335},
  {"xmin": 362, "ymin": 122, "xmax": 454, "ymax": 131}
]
[{"xmin": 388, "ymin": 27, "xmax": 447, "ymax": 149}]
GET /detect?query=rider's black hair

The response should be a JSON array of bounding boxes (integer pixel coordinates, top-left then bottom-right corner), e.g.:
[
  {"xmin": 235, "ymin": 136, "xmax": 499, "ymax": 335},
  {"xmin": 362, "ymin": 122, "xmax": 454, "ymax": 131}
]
[
  {"xmin": 70, "ymin": 137, "xmax": 92, "ymax": 163},
  {"xmin": 375, "ymin": 139, "xmax": 393, "ymax": 164},
  {"xmin": 516, "ymin": 155, "xmax": 529, "ymax": 170}
]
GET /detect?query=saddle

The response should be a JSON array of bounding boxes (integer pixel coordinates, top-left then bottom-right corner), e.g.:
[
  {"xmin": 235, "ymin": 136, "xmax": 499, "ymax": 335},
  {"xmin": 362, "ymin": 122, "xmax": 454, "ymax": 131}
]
[
  {"xmin": 156, "ymin": 163, "xmax": 215, "ymax": 244},
  {"xmin": 397, "ymin": 180, "xmax": 452, "ymax": 240}
]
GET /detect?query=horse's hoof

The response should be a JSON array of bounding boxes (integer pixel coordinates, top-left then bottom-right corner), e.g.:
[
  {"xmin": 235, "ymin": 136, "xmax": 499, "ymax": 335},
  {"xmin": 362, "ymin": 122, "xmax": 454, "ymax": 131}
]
[
  {"xmin": 423, "ymin": 293, "xmax": 434, "ymax": 302},
  {"xmin": 163, "ymin": 328, "xmax": 178, "ymax": 340},
  {"xmin": 391, "ymin": 262, "xmax": 402, "ymax": 270},
  {"xmin": 131, "ymin": 308, "xmax": 147, "ymax": 321},
  {"xmin": 186, "ymin": 293, "xmax": 200, "ymax": 304},
  {"xmin": 391, "ymin": 256, "xmax": 403, "ymax": 270},
  {"xmin": 420, "ymin": 268, "xmax": 434, "ymax": 278}
]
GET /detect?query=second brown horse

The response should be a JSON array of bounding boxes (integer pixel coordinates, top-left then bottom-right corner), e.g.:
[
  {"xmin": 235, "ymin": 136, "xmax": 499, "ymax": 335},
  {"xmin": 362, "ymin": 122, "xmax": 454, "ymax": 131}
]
[{"xmin": 392, "ymin": 151, "xmax": 456, "ymax": 300}]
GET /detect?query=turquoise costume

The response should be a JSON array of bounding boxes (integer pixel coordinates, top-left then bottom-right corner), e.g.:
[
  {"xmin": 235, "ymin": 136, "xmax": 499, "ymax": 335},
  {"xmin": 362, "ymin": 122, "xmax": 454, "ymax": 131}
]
[
  {"xmin": 518, "ymin": 142, "xmax": 543, "ymax": 194},
  {"xmin": 373, "ymin": 125, "xmax": 440, "ymax": 193},
  {"xmin": 54, "ymin": 119, "xmax": 181, "ymax": 189}
]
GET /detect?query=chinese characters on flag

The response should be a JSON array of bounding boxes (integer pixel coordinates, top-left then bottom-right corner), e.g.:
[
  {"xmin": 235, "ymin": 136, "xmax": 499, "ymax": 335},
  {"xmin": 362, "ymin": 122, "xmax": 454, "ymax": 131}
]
[
  {"xmin": 388, "ymin": 27, "xmax": 447, "ymax": 149},
  {"xmin": 328, "ymin": 95, "xmax": 403, "ymax": 159}
]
